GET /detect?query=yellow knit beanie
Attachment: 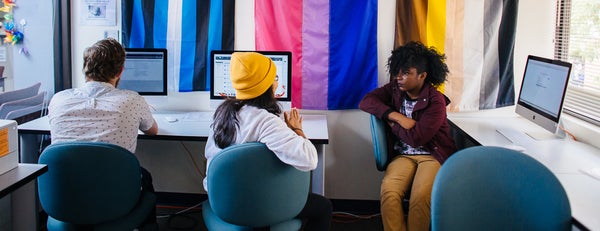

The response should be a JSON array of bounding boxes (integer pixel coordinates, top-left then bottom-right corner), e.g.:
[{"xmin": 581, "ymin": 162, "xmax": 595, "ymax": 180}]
[{"xmin": 230, "ymin": 52, "xmax": 276, "ymax": 100}]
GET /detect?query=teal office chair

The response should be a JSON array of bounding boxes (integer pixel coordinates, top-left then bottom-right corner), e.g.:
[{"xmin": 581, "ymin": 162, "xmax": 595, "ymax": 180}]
[
  {"xmin": 202, "ymin": 142, "xmax": 310, "ymax": 231},
  {"xmin": 431, "ymin": 146, "xmax": 571, "ymax": 231},
  {"xmin": 37, "ymin": 142, "xmax": 156, "ymax": 231},
  {"xmin": 369, "ymin": 114, "xmax": 395, "ymax": 171}
]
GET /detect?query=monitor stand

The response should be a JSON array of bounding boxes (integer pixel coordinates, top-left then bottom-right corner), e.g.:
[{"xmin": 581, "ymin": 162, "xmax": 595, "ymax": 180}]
[
  {"xmin": 210, "ymin": 99, "xmax": 223, "ymax": 110},
  {"xmin": 211, "ymin": 100, "xmax": 292, "ymax": 112},
  {"xmin": 524, "ymin": 130, "xmax": 561, "ymax": 141},
  {"xmin": 495, "ymin": 125, "xmax": 559, "ymax": 146},
  {"xmin": 278, "ymin": 101, "xmax": 292, "ymax": 112}
]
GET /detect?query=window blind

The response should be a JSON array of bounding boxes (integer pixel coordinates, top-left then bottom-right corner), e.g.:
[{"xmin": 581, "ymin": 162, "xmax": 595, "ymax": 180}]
[{"xmin": 555, "ymin": 0, "xmax": 600, "ymax": 126}]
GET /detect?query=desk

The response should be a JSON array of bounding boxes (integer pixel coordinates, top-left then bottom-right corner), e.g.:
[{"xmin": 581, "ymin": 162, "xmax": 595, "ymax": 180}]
[
  {"xmin": 448, "ymin": 106, "xmax": 600, "ymax": 230},
  {"xmin": 18, "ymin": 111, "xmax": 329, "ymax": 195},
  {"xmin": 0, "ymin": 163, "xmax": 48, "ymax": 231}
]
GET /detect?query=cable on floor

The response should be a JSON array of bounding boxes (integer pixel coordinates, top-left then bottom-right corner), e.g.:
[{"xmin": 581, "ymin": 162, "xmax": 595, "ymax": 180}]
[
  {"xmin": 156, "ymin": 202, "xmax": 204, "ymax": 230},
  {"xmin": 332, "ymin": 211, "xmax": 381, "ymax": 223}
]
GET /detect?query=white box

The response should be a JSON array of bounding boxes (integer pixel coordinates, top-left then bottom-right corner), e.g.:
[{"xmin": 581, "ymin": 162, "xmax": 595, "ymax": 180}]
[{"xmin": 0, "ymin": 120, "xmax": 18, "ymax": 175}]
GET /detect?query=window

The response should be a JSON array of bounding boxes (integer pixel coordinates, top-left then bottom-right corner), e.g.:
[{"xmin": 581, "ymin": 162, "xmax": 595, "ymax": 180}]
[{"xmin": 555, "ymin": 0, "xmax": 600, "ymax": 126}]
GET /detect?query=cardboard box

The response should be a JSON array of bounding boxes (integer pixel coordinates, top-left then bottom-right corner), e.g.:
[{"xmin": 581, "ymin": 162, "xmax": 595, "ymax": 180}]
[{"xmin": 0, "ymin": 120, "xmax": 18, "ymax": 175}]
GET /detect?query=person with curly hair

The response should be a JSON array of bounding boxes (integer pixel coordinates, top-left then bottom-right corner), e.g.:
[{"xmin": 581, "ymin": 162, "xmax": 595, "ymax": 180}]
[{"xmin": 359, "ymin": 41, "xmax": 457, "ymax": 231}]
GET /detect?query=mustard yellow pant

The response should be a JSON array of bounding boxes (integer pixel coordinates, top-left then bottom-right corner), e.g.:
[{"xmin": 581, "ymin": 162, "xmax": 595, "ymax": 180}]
[{"xmin": 380, "ymin": 155, "xmax": 440, "ymax": 231}]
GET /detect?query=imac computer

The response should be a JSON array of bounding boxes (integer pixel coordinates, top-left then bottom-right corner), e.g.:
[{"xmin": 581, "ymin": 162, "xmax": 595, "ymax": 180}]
[
  {"xmin": 210, "ymin": 50, "xmax": 292, "ymax": 110},
  {"xmin": 118, "ymin": 48, "xmax": 168, "ymax": 95},
  {"xmin": 497, "ymin": 55, "xmax": 572, "ymax": 144}
]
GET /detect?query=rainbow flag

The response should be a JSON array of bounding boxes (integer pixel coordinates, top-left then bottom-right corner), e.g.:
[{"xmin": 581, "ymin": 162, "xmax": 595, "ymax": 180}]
[
  {"xmin": 122, "ymin": 0, "xmax": 235, "ymax": 92},
  {"xmin": 255, "ymin": 0, "xmax": 378, "ymax": 110},
  {"xmin": 394, "ymin": 0, "xmax": 518, "ymax": 111}
]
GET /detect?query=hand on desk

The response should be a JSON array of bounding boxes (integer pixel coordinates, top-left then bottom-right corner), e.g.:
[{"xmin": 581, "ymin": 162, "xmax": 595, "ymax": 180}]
[{"xmin": 284, "ymin": 108, "xmax": 306, "ymax": 139}]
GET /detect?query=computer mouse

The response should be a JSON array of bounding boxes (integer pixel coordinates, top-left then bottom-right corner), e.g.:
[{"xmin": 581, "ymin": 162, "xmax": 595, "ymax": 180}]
[{"xmin": 165, "ymin": 117, "xmax": 178, "ymax": 123}]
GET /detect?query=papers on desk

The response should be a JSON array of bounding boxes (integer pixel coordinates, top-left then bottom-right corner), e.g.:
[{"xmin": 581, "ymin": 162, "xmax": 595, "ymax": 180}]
[{"xmin": 180, "ymin": 111, "xmax": 214, "ymax": 122}]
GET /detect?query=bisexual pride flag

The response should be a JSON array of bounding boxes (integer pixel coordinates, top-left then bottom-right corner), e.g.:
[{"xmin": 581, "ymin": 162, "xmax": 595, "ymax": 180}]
[
  {"xmin": 122, "ymin": 0, "xmax": 235, "ymax": 92},
  {"xmin": 255, "ymin": 0, "xmax": 378, "ymax": 110}
]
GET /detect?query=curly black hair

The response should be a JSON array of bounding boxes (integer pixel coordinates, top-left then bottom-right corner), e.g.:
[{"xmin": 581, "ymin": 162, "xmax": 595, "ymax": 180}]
[{"xmin": 387, "ymin": 41, "xmax": 449, "ymax": 87}]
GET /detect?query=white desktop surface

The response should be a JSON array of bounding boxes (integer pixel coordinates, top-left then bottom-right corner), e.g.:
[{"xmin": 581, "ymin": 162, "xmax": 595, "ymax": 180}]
[
  {"xmin": 448, "ymin": 106, "xmax": 600, "ymax": 230},
  {"xmin": 151, "ymin": 111, "xmax": 329, "ymax": 141},
  {"xmin": 19, "ymin": 112, "xmax": 329, "ymax": 142},
  {"xmin": 17, "ymin": 111, "xmax": 329, "ymax": 195}
]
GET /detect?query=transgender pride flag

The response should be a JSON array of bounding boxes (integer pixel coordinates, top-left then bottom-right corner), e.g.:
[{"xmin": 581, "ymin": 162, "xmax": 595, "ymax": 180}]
[{"xmin": 255, "ymin": 0, "xmax": 378, "ymax": 110}]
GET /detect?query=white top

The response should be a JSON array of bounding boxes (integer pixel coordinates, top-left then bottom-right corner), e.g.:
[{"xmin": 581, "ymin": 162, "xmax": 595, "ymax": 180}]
[
  {"xmin": 48, "ymin": 81, "xmax": 155, "ymax": 153},
  {"xmin": 203, "ymin": 105, "xmax": 318, "ymax": 191}
]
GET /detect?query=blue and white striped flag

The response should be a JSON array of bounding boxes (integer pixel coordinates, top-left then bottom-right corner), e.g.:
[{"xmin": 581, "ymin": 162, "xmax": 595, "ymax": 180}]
[{"xmin": 122, "ymin": 0, "xmax": 235, "ymax": 92}]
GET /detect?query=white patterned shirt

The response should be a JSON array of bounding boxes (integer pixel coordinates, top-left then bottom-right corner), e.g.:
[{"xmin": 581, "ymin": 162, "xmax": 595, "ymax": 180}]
[
  {"xmin": 48, "ymin": 81, "xmax": 155, "ymax": 153},
  {"xmin": 393, "ymin": 98, "xmax": 430, "ymax": 155}
]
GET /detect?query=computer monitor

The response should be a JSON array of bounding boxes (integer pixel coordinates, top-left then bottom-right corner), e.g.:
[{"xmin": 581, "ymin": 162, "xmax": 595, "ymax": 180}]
[
  {"xmin": 515, "ymin": 55, "xmax": 572, "ymax": 134},
  {"xmin": 210, "ymin": 50, "xmax": 292, "ymax": 109},
  {"xmin": 118, "ymin": 48, "xmax": 168, "ymax": 95}
]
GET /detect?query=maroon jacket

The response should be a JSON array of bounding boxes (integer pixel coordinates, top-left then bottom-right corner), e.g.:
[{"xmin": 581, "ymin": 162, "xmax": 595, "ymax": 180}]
[{"xmin": 359, "ymin": 83, "xmax": 457, "ymax": 164}]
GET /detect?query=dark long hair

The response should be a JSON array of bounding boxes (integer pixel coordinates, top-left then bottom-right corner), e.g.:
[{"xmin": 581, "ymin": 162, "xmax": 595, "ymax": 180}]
[{"xmin": 211, "ymin": 86, "xmax": 281, "ymax": 148}]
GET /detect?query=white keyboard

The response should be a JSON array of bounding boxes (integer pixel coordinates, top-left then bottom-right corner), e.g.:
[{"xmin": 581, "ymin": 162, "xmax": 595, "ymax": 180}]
[
  {"xmin": 181, "ymin": 111, "xmax": 214, "ymax": 122},
  {"xmin": 495, "ymin": 126, "xmax": 535, "ymax": 146}
]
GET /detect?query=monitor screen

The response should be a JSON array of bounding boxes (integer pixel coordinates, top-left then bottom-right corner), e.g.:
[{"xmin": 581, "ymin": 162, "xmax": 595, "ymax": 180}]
[
  {"xmin": 515, "ymin": 55, "xmax": 572, "ymax": 133},
  {"xmin": 118, "ymin": 48, "xmax": 168, "ymax": 95},
  {"xmin": 210, "ymin": 50, "xmax": 292, "ymax": 102}
]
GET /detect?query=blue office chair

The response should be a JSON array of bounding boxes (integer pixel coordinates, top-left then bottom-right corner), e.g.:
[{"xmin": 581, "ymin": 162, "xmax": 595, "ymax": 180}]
[
  {"xmin": 37, "ymin": 142, "xmax": 156, "ymax": 231},
  {"xmin": 202, "ymin": 142, "xmax": 310, "ymax": 231},
  {"xmin": 369, "ymin": 114, "xmax": 395, "ymax": 171},
  {"xmin": 431, "ymin": 146, "xmax": 571, "ymax": 231}
]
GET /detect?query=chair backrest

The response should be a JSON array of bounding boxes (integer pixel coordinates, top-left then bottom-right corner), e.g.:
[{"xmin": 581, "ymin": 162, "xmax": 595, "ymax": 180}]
[
  {"xmin": 431, "ymin": 146, "xmax": 571, "ymax": 231},
  {"xmin": 0, "ymin": 91, "xmax": 45, "ymax": 119},
  {"xmin": 370, "ymin": 114, "xmax": 392, "ymax": 171},
  {"xmin": 207, "ymin": 142, "xmax": 310, "ymax": 227},
  {"xmin": 37, "ymin": 142, "xmax": 142, "ymax": 225},
  {"xmin": 0, "ymin": 82, "xmax": 41, "ymax": 105}
]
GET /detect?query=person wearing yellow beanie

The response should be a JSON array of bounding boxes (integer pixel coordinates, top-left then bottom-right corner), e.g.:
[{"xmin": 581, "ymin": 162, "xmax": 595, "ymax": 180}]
[
  {"xmin": 229, "ymin": 52, "xmax": 278, "ymax": 100},
  {"xmin": 205, "ymin": 52, "xmax": 332, "ymax": 230}
]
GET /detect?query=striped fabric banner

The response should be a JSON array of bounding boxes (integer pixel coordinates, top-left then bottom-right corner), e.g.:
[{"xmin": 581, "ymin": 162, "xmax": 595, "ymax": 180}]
[
  {"xmin": 395, "ymin": 0, "xmax": 517, "ymax": 111},
  {"xmin": 122, "ymin": 0, "xmax": 235, "ymax": 92},
  {"xmin": 255, "ymin": 0, "xmax": 378, "ymax": 110}
]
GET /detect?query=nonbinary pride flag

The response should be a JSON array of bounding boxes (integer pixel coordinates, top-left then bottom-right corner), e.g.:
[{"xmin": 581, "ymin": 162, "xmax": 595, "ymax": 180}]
[
  {"xmin": 255, "ymin": 0, "xmax": 378, "ymax": 110},
  {"xmin": 122, "ymin": 0, "xmax": 235, "ymax": 92}
]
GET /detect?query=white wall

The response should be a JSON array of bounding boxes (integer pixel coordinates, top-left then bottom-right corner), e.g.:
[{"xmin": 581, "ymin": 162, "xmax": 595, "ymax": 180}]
[
  {"xmin": 69, "ymin": 0, "xmax": 557, "ymax": 199},
  {"xmin": 11, "ymin": 1, "xmax": 55, "ymax": 96}
]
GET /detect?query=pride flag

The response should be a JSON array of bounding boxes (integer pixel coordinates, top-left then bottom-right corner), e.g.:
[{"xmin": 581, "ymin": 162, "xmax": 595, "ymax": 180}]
[
  {"xmin": 394, "ymin": 0, "xmax": 518, "ymax": 111},
  {"xmin": 255, "ymin": 0, "xmax": 378, "ymax": 110},
  {"xmin": 122, "ymin": 0, "xmax": 235, "ymax": 92}
]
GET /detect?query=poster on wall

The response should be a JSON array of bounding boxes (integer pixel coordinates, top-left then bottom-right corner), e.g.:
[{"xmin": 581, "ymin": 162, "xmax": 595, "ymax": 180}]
[{"xmin": 79, "ymin": 0, "xmax": 116, "ymax": 26}]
